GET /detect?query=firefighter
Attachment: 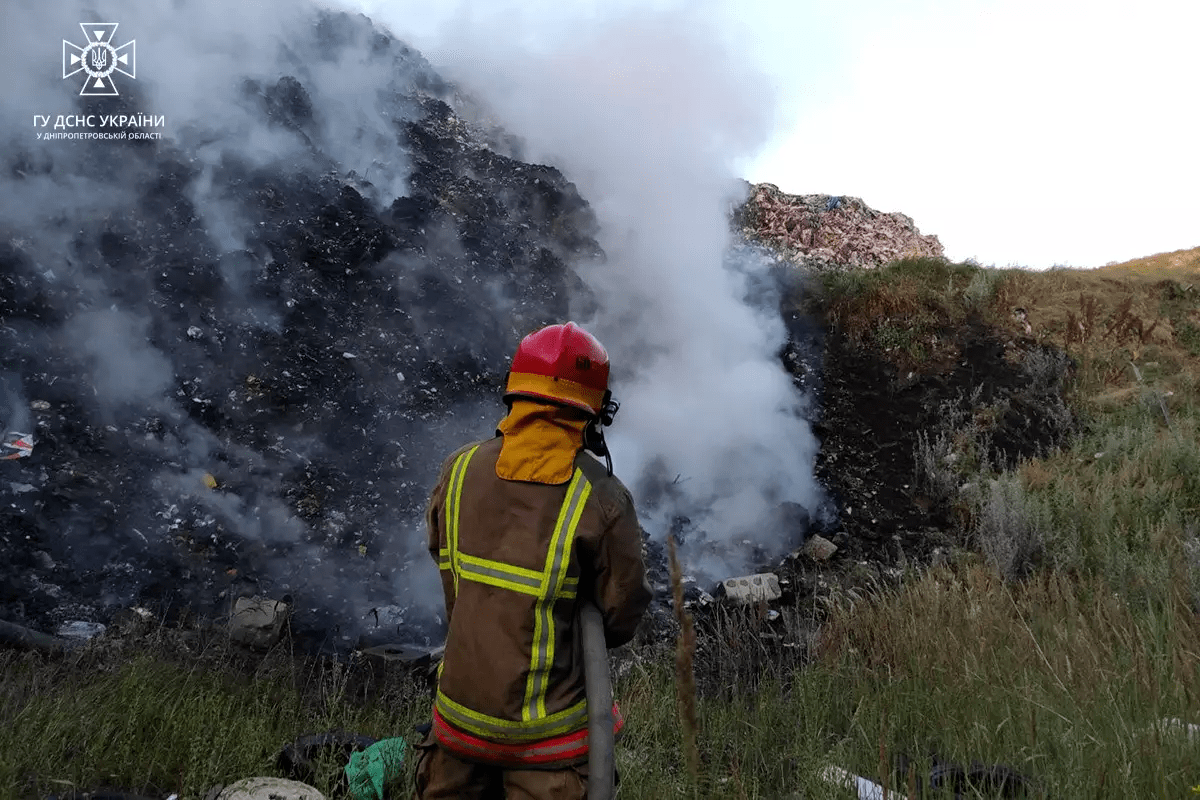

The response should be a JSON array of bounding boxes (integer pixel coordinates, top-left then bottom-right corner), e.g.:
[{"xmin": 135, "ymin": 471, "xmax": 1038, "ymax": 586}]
[{"xmin": 414, "ymin": 321, "xmax": 653, "ymax": 799}]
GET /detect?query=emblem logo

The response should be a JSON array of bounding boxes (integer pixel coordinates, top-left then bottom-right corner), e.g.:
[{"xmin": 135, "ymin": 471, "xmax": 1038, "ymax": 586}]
[{"xmin": 63, "ymin": 23, "xmax": 136, "ymax": 96}]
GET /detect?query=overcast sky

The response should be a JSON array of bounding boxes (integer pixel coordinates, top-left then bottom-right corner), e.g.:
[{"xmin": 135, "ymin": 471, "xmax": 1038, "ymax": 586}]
[{"xmin": 350, "ymin": 0, "xmax": 1198, "ymax": 270}]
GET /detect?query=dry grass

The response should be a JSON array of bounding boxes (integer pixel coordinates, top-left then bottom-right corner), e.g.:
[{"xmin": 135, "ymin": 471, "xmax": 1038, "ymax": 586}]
[{"xmin": 1094, "ymin": 245, "xmax": 1200, "ymax": 280}]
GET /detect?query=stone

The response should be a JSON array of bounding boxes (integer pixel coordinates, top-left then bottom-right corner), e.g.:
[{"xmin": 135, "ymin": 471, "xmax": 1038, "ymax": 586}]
[
  {"xmin": 56, "ymin": 620, "xmax": 106, "ymax": 640},
  {"xmin": 229, "ymin": 596, "xmax": 290, "ymax": 649},
  {"xmin": 111, "ymin": 606, "xmax": 155, "ymax": 637},
  {"xmin": 360, "ymin": 642, "xmax": 445, "ymax": 669},
  {"xmin": 720, "ymin": 573, "xmax": 782, "ymax": 605},
  {"xmin": 358, "ymin": 643, "xmax": 445, "ymax": 697},
  {"xmin": 801, "ymin": 534, "xmax": 838, "ymax": 561}
]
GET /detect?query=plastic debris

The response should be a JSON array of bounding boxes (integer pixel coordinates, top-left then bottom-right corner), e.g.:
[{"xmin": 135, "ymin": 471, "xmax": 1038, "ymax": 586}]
[
  {"xmin": 203, "ymin": 472, "xmax": 218, "ymax": 489},
  {"xmin": 720, "ymin": 573, "xmax": 782, "ymax": 605},
  {"xmin": 1153, "ymin": 717, "xmax": 1200, "ymax": 743},
  {"xmin": 820, "ymin": 765, "xmax": 885, "ymax": 799},
  {"xmin": 278, "ymin": 731, "xmax": 378, "ymax": 787},
  {"xmin": 2, "ymin": 431, "xmax": 34, "ymax": 460},
  {"xmin": 57, "ymin": 621, "xmax": 106, "ymax": 641},
  {"xmin": 345, "ymin": 738, "xmax": 408, "ymax": 800}
]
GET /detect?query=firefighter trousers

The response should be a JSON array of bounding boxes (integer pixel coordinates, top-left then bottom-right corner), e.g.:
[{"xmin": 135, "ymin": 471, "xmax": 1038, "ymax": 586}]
[{"xmin": 412, "ymin": 736, "xmax": 588, "ymax": 800}]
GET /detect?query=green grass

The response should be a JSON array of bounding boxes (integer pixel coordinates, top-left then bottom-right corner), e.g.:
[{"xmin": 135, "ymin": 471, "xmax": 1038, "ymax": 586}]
[{"xmin": 0, "ymin": 640, "xmax": 429, "ymax": 799}]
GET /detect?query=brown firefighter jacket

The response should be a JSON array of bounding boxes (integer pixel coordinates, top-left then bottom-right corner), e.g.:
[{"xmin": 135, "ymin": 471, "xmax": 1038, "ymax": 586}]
[{"xmin": 425, "ymin": 432, "xmax": 652, "ymax": 767}]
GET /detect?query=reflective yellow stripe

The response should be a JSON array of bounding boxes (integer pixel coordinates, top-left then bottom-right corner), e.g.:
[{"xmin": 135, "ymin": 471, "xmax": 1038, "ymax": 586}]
[
  {"xmin": 437, "ymin": 687, "xmax": 588, "ymax": 742},
  {"xmin": 445, "ymin": 446, "xmax": 480, "ymax": 595},
  {"xmin": 443, "ymin": 451, "xmax": 591, "ymax": 735},
  {"xmin": 524, "ymin": 470, "xmax": 590, "ymax": 721},
  {"xmin": 440, "ymin": 548, "xmax": 577, "ymax": 596},
  {"xmin": 542, "ymin": 478, "xmax": 590, "ymax": 716}
]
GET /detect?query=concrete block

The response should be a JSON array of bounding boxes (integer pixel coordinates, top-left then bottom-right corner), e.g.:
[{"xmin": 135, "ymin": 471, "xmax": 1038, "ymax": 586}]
[
  {"xmin": 801, "ymin": 534, "xmax": 838, "ymax": 561},
  {"xmin": 720, "ymin": 573, "xmax": 781, "ymax": 605},
  {"xmin": 230, "ymin": 596, "xmax": 290, "ymax": 649}
]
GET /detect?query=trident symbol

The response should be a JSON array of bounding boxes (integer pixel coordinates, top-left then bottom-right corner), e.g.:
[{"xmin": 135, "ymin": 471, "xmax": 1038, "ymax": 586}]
[{"xmin": 89, "ymin": 48, "xmax": 108, "ymax": 70}]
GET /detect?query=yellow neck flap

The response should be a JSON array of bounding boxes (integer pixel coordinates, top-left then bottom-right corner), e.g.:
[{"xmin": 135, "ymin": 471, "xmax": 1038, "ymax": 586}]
[{"xmin": 495, "ymin": 400, "xmax": 587, "ymax": 485}]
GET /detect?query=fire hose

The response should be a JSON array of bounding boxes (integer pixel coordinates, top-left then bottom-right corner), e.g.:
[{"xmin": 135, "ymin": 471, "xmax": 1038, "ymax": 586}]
[{"xmin": 580, "ymin": 601, "xmax": 615, "ymax": 800}]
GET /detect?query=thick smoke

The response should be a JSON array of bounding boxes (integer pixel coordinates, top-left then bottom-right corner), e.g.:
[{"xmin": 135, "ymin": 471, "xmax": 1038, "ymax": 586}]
[{"xmin": 377, "ymin": 6, "xmax": 826, "ymax": 576}]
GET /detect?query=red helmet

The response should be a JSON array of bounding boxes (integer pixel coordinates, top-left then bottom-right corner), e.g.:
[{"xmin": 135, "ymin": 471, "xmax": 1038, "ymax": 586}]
[{"xmin": 504, "ymin": 322, "xmax": 610, "ymax": 415}]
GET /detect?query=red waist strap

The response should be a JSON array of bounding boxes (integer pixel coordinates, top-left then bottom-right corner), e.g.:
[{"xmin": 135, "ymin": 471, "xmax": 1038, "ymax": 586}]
[{"xmin": 433, "ymin": 703, "xmax": 625, "ymax": 767}]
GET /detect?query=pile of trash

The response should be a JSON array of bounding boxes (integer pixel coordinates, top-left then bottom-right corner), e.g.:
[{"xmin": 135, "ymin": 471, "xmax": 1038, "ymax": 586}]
[
  {"xmin": 735, "ymin": 182, "xmax": 945, "ymax": 269},
  {"xmin": 0, "ymin": 8, "xmax": 597, "ymax": 648}
]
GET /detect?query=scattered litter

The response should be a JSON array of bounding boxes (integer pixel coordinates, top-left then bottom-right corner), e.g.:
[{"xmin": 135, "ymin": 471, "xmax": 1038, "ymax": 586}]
[
  {"xmin": 0, "ymin": 618, "xmax": 70, "ymax": 653},
  {"xmin": 766, "ymin": 609, "xmax": 781, "ymax": 621},
  {"xmin": 7, "ymin": 482, "xmax": 35, "ymax": 493},
  {"xmin": 820, "ymin": 765, "xmax": 885, "ymax": 800},
  {"xmin": 343, "ymin": 352, "xmax": 357, "ymax": 359},
  {"xmin": 395, "ymin": 371, "xmax": 405, "ymax": 382},
  {"xmin": 1152, "ymin": 717, "xmax": 1200, "ymax": 743},
  {"xmin": 187, "ymin": 326, "xmax": 204, "ymax": 339},
  {"xmin": 57, "ymin": 621, "xmax": 106, "ymax": 641},
  {"xmin": 345, "ymin": 738, "xmax": 408, "ymax": 800},
  {"xmin": 720, "ymin": 573, "xmax": 782, "ymax": 605},
  {"xmin": 30, "ymin": 400, "xmax": 50, "ymax": 411},
  {"xmin": 203, "ymin": 472, "xmax": 218, "ymax": 489},
  {"xmin": 2, "ymin": 431, "xmax": 34, "ymax": 460},
  {"xmin": 278, "ymin": 731, "xmax": 378, "ymax": 789}
]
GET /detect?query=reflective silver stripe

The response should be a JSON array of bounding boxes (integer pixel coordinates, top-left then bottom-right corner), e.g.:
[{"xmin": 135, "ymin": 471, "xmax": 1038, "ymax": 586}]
[
  {"xmin": 524, "ymin": 470, "xmax": 591, "ymax": 721},
  {"xmin": 458, "ymin": 556, "xmax": 543, "ymax": 595}
]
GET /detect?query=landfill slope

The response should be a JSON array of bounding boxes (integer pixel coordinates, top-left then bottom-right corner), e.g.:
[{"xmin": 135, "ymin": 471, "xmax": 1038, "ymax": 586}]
[{"xmin": 0, "ymin": 9, "xmax": 598, "ymax": 648}]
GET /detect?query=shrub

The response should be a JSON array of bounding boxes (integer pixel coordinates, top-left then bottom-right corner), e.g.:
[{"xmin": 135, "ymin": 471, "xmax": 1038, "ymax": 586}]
[{"xmin": 973, "ymin": 474, "xmax": 1046, "ymax": 580}]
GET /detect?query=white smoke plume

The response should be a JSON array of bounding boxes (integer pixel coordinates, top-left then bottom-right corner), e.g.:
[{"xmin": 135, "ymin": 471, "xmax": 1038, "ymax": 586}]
[{"xmin": 367, "ymin": 2, "xmax": 826, "ymax": 576}]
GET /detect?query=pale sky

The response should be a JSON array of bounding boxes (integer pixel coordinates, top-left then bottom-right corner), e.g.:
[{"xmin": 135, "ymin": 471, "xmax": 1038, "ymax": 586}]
[{"xmin": 351, "ymin": 0, "xmax": 1198, "ymax": 269}]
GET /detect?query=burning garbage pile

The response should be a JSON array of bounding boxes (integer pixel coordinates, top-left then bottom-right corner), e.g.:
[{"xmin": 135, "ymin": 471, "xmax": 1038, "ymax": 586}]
[
  {"xmin": 1, "ymin": 1, "xmax": 852, "ymax": 658},
  {"xmin": 0, "ymin": 8, "xmax": 602, "ymax": 650}
]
